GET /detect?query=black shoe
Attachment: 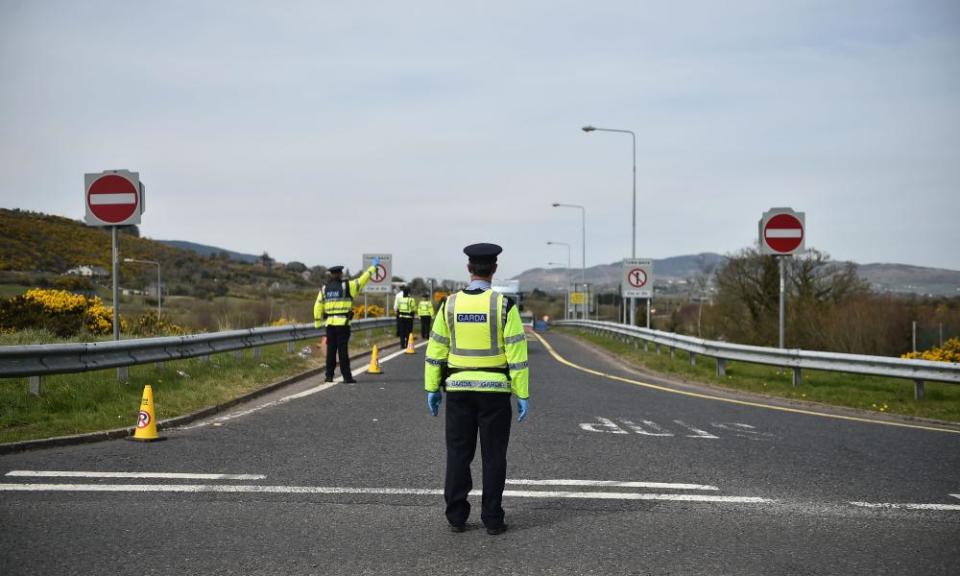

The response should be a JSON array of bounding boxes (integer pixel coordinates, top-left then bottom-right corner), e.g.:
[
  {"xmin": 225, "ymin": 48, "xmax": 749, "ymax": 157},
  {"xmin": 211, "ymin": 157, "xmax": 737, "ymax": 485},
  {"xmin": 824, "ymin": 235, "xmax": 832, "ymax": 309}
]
[
  {"xmin": 323, "ymin": 377, "xmax": 334, "ymax": 383},
  {"xmin": 449, "ymin": 524, "xmax": 466, "ymax": 533},
  {"xmin": 343, "ymin": 378, "xmax": 357, "ymax": 384},
  {"xmin": 486, "ymin": 524, "xmax": 508, "ymax": 536}
]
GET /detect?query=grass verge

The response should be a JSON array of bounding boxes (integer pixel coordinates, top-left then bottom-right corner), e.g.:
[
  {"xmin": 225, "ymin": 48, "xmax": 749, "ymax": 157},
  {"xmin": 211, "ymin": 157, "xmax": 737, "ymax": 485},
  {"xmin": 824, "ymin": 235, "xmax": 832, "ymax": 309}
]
[
  {"xmin": 0, "ymin": 327, "xmax": 398, "ymax": 444},
  {"xmin": 559, "ymin": 328, "xmax": 960, "ymax": 423}
]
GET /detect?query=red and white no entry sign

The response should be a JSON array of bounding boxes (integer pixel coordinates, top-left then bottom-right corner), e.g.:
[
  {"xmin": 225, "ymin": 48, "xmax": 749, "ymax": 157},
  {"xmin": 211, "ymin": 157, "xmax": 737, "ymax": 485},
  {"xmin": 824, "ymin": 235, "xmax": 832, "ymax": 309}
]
[
  {"xmin": 84, "ymin": 170, "xmax": 142, "ymax": 226},
  {"xmin": 760, "ymin": 208, "xmax": 805, "ymax": 255},
  {"xmin": 627, "ymin": 268, "xmax": 648, "ymax": 288}
]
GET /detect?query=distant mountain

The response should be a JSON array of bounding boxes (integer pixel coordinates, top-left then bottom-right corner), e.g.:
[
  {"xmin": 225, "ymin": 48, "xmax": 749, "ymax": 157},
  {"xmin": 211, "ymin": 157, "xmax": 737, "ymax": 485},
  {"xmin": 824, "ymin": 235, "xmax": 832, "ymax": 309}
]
[
  {"xmin": 513, "ymin": 253, "xmax": 960, "ymax": 297},
  {"xmin": 157, "ymin": 240, "xmax": 260, "ymax": 264}
]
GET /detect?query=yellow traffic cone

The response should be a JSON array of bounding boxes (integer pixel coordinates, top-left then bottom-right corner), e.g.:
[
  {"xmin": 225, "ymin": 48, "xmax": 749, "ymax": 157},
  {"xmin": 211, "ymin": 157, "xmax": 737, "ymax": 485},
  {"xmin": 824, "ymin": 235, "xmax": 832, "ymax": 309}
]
[
  {"xmin": 405, "ymin": 333, "xmax": 416, "ymax": 354},
  {"xmin": 130, "ymin": 384, "xmax": 164, "ymax": 442},
  {"xmin": 368, "ymin": 344, "xmax": 383, "ymax": 374}
]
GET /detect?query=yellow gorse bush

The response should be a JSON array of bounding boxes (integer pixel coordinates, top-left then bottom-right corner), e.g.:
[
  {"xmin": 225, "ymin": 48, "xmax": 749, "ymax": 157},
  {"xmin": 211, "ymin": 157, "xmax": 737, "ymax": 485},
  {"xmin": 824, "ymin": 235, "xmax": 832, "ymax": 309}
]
[
  {"xmin": 23, "ymin": 288, "xmax": 87, "ymax": 314},
  {"xmin": 352, "ymin": 304, "xmax": 385, "ymax": 318},
  {"xmin": 901, "ymin": 338, "xmax": 960, "ymax": 363}
]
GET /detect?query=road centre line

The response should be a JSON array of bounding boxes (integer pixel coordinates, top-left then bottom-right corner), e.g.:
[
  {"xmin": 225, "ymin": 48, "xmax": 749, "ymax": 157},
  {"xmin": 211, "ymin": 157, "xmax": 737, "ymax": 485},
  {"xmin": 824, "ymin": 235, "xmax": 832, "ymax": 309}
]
[
  {"xmin": 179, "ymin": 341, "xmax": 427, "ymax": 430},
  {"xmin": 505, "ymin": 479, "xmax": 718, "ymax": 491},
  {"xmin": 951, "ymin": 494, "xmax": 960, "ymax": 500},
  {"xmin": 5, "ymin": 470, "xmax": 265, "ymax": 481},
  {"xmin": 0, "ymin": 483, "xmax": 771, "ymax": 503},
  {"xmin": 849, "ymin": 501, "xmax": 960, "ymax": 511},
  {"xmin": 531, "ymin": 333, "xmax": 960, "ymax": 435}
]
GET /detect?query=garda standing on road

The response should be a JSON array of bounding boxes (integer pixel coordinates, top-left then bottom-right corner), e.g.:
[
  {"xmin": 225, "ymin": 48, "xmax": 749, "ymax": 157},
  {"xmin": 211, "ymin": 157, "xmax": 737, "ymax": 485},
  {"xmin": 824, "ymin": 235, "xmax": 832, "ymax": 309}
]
[
  {"xmin": 424, "ymin": 243, "xmax": 529, "ymax": 536},
  {"xmin": 313, "ymin": 258, "xmax": 379, "ymax": 383},
  {"xmin": 417, "ymin": 293, "xmax": 434, "ymax": 340},
  {"xmin": 396, "ymin": 286, "xmax": 416, "ymax": 348}
]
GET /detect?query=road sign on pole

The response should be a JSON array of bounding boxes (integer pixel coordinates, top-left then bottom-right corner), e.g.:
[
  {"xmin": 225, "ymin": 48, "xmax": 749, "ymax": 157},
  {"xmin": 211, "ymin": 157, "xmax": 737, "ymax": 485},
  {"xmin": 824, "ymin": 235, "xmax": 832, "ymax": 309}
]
[
  {"xmin": 759, "ymin": 207, "xmax": 804, "ymax": 255},
  {"xmin": 362, "ymin": 254, "xmax": 392, "ymax": 294},
  {"xmin": 622, "ymin": 258, "xmax": 653, "ymax": 299},
  {"xmin": 85, "ymin": 170, "xmax": 143, "ymax": 226}
]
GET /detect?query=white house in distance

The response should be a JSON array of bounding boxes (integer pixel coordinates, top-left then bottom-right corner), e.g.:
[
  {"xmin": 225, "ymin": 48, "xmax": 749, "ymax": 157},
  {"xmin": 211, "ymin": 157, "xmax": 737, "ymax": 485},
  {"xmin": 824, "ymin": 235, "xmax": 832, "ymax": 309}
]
[{"xmin": 64, "ymin": 265, "xmax": 108, "ymax": 278}]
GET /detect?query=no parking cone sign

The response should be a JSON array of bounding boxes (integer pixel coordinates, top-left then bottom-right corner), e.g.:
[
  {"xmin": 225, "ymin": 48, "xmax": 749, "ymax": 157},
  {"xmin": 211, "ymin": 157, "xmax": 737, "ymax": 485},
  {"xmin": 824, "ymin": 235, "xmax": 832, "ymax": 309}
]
[{"xmin": 130, "ymin": 385, "xmax": 165, "ymax": 442}]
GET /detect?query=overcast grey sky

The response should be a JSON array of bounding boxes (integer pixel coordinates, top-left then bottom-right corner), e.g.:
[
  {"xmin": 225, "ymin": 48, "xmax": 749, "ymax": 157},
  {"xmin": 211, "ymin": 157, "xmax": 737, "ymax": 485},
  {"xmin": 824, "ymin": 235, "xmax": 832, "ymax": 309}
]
[{"xmin": 1, "ymin": 0, "xmax": 958, "ymax": 281}]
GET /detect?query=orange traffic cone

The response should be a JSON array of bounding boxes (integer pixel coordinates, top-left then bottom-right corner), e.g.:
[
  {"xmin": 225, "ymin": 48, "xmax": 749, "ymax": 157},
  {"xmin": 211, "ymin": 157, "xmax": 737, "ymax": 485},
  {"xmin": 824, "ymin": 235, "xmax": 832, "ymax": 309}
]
[
  {"xmin": 368, "ymin": 344, "xmax": 383, "ymax": 374},
  {"xmin": 130, "ymin": 384, "xmax": 165, "ymax": 442},
  {"xmin": 405, "ymin": 332, "xmax": 416, "ymax": 354}
]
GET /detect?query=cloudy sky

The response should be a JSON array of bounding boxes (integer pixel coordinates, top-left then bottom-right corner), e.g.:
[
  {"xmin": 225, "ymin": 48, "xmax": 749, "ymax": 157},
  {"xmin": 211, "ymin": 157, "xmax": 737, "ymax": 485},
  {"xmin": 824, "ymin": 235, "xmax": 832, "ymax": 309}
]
[{"xmin": 1, "ymin": 0, "xmax": 958, "ymax": 281}]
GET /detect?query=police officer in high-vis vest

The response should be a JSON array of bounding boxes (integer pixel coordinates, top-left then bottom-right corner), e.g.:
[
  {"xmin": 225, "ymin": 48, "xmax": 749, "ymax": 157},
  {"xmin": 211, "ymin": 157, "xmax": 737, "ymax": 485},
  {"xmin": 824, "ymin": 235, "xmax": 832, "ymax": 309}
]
[
  {"xmin": 314, "ymin": 257, "xmax": 378, "ymax": 383},
  {"xmin": 395, "ymin": 286, "xmax": 416, "ymax": 348},
  {"xmin": 417, "ymin": 293, "xmax": 434, "ymax": 340},
  {"xmin": 424, "ymin": 243, "xmax": 529, "ymax": 536}
]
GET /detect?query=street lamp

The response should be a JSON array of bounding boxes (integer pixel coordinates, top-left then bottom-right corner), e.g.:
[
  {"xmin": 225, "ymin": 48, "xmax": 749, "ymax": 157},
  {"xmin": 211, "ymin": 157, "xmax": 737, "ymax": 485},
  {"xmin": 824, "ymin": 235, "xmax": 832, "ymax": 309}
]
[
  {"xmin": 123, "ymin": 258, "xmax": 161, "ymax": 319},
  {"xmin": 551, "ymin": 203, "xmax": 586, "ymax": 319},
  {"xmin": 582, "ymin": 124, "xmax": 641, "ymax": 326},
  {"xmin": 547, "ymin": 241, "xmax": 572, "ymax": 319}
]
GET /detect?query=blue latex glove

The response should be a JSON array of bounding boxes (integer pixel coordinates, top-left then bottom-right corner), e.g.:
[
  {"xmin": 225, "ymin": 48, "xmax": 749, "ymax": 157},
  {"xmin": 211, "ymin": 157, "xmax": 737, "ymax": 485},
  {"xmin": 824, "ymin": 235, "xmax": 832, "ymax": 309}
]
[
  {"xmin": 517, "ymin": 398, "xmax": 529, "ymax": 423},
  {"xmin": 371, "ymin": 256, "xmax": 380, "ymax": 268},
  {"xmin": 427, "ymin": 392, "xmax": 442, "ymax": 416}
]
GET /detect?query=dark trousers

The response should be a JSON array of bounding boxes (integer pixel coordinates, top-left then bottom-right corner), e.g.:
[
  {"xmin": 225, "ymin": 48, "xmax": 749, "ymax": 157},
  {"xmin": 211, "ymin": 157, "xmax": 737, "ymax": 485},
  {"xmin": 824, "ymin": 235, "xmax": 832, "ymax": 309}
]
[
  {"xmin": 444, "ymin": 392, "xmax": 512, "ymax": 528},
  {"xmin": 325, "ymin": 325, "xmax": 352, "ymax": 380},
  {"xmin": 397, "ymin": 316, "xmax": 414, "ymax": 347},
  {"xmin": 420, "ymin": 316, "xmax": 432, "ymax": 339}
]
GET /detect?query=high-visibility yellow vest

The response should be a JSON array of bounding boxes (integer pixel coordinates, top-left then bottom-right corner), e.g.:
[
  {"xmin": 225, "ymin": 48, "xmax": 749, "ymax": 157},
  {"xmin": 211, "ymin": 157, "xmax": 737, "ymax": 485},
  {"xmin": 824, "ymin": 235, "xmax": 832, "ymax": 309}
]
[
  {"xmin": 313, "ymin": 266, "xmax": 375, "ymax": 327},
  {"xmin": 397, "ymin": 296, "xmax": 416, "ymax": 317},
  {"xmin": 417, "ymin": 300, "xmax": 434, "ymax": 317},
  {"xmin": 424, "ymin": 289, "xmax": 529, "ymax": 397}
]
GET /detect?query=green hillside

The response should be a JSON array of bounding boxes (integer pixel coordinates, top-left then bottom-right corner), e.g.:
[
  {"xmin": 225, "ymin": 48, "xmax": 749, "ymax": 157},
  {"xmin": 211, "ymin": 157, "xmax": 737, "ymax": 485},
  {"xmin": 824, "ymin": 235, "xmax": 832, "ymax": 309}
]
[{"xmin": 0, "ymin": 208, "xmax": 318, "ymax": 299}]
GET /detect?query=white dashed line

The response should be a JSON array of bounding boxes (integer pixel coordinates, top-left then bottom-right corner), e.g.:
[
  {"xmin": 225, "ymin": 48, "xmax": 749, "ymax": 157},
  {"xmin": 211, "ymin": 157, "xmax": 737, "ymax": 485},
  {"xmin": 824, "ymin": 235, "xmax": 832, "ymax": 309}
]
[
  {"xmin": 505, "ymin": 479, "xmax": 719, "ymax": 491},
  {"xmin": 5, "ymin": 470, "xmax": 265, "ymax": 480},
  {"xmin": 849, "ymin": 501, "xmax": 960, "ymax": 511}
]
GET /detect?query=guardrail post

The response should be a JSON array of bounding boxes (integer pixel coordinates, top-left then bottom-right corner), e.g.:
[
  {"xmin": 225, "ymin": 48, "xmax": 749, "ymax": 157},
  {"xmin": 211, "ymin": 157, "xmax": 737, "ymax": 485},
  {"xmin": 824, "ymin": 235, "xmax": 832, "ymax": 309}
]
[
  {"xmin": 29, "ymin": 375, "xmax": 42, "ymax": 396},
  {"xmin": 914, "ymin": 380, "xmax": 925, "ymax": 400},
  {"xmin": 234, "ymin": 350, "xmax": 243, "ymax": 360},
  {"xmin": 655, "ymin": 343, "xmax": 660, "ymax": 355},
  {"xmin": 792, "ymin": 367, "xmax": 802, "ymax": 387},
  {"xmin": 689, "ymin": 352, "xmax": 696, "ymax": 366},
  {"xmin": 117, "ymin": 366, "xmax": 128, "ymax": 383},
  {"xmin": 254, "ymin": 347, "xmax": 262, "ymax": 361},
  {"xmin": 632, "ymin": 340, "xmax": 638, "ymax": 350},
  {"xmin": 287, "ymin": 341, "xmax": 295, "ymax": 353},
  {"xmin": 716, "ymin": 358, "xmax": 726, "ymax": 377},
  {"xmin": 200, "ymin": 354, "xmax": 210, "ymax": 363},
  {"xmin": 670, "ymin": 347, "xmax": 675, "ymax": 359},
  {"xmin": 643, "ymin": 341, "xmax": 649, "ymax": 353},
  {"xmin": 155, "ymin": 361, "xmax": 165, "ymax": 370}
]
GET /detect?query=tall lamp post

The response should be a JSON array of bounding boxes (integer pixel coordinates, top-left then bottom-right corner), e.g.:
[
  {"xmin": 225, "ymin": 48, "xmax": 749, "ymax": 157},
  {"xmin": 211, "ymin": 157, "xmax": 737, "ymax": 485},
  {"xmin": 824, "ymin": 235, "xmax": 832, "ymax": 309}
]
[
  {"xmin": 547, "ymin": 241, "xmax": 572, "ymax": 319},
  {"xmin": 123, "ymin": 258, "xmax": 161, "ymax": 319},
  {"xmin": 551, "ymin": 203, "xmax": 586, "ymax": 319},
  {"xmin": 582, "ymin": 124, "xmax": 638, "ymax": 325}
]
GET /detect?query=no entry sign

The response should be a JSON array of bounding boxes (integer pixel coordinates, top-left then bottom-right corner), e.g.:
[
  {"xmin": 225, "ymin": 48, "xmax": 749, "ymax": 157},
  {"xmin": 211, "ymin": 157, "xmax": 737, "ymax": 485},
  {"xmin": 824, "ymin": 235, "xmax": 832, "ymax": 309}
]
[
  {"xmin": 622, "ymin": 258, "xmax": 654, "ymax": 298},
  {"xmin": 84, "ymin": 170, "xmax": 143, "ymax": 226},
  {"xmin": 759, "ymin": 208, "xmax": 805, "ymax": 255},
  {"xmin": 362, "ymin": 253, "xmax": 392, "ymax": 293}
]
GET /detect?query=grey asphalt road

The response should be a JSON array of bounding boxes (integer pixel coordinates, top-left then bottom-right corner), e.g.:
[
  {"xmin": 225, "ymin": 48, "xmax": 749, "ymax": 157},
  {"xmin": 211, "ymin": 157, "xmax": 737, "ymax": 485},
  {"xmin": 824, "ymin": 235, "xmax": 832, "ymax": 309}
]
[{"xmin": 1, "ymin": 332, "xmax": 958, "ymax": 576}]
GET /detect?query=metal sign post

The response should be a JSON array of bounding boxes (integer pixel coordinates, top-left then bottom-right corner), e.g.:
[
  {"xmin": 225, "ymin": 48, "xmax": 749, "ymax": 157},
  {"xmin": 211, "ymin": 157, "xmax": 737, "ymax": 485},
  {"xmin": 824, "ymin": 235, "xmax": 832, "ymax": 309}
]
[
  {"xmin": 759, "ymin": 207, "xmax": 805, "ymax": 349},
  {"xmin": 85, "ymin": 170, "xmax": 144, "ymax": 342},
  {"xmin": 622, "ymin": 258, "xmax": 654, "ymax": 327}
]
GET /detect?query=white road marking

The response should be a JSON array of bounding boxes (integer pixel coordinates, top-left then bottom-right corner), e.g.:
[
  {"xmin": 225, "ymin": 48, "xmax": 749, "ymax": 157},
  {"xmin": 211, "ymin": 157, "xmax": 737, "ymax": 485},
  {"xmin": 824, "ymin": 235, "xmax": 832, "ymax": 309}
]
[
  {"xmin": 0, "ymin": 483, "xmax": 771, "ymax": 503},
  {"xmin": 950, "ymin": 494, "xmax": 960, "ymax": 501},
  {"xmin": 850, "ymin": 501, "xmax": 960, "ymax": 511},
  {"xmin": 5, "ymin": 470, "xmax": 265, "ymax": 480},
  {"xmin": 179, "ymin": 342, "xmax": 426, "ymax": 430},
  {"xmin": 622, "ymin": 419, "xmax": 674, "ymax": 437},
  {"xmin": 579, "ymin": 417, "xmax": 629, "ymax": 434},
  {"xmin": 673, "ymin": 420, "xmax": 719, "ymax": 439},
  {"xmin": 505, "ymin": 479, "xmax": 718, "ymax": 491}
]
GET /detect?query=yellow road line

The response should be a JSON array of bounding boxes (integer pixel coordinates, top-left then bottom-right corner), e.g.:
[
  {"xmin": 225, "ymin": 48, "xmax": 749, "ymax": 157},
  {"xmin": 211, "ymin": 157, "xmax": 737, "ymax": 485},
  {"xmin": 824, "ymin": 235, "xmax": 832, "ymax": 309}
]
[{"xmin": 531, "ymin": 332, "xmax": 960, "ymax": 435}]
